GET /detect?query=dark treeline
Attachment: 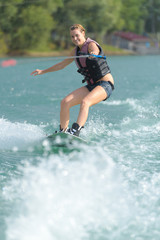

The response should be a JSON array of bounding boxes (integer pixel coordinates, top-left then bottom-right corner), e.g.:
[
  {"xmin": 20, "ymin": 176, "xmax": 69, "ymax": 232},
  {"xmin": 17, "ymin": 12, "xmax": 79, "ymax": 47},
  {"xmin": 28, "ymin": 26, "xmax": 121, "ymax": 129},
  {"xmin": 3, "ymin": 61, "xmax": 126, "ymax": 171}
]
[{"xmin": 0, "ymin": 0, "xmax": 160, "ymax": 54}]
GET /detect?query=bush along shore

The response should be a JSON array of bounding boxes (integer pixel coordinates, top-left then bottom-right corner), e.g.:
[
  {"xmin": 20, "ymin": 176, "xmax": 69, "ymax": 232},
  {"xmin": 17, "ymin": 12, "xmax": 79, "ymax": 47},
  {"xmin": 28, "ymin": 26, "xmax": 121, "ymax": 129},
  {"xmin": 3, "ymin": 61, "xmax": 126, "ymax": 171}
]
[{"xmin": 0, "ymin": 45, "xmax": 134, "ymax": 58}]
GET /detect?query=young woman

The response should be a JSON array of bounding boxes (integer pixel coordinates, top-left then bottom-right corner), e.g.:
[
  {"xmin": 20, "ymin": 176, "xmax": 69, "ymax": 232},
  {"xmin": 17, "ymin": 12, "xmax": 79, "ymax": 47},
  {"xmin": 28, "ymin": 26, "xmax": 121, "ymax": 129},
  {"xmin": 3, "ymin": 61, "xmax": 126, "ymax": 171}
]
[{"xmin": 31, "ymin": 24, "xmax": 114, "ymax": 136}]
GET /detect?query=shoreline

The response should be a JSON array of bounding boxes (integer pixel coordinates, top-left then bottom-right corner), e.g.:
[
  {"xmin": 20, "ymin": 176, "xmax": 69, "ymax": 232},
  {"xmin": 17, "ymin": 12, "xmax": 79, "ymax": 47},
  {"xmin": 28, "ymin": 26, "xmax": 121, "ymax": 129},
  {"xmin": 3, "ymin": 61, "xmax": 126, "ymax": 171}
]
[{"xmin": 0, "ymin": 48, "xmax": 135, "ymax": 58}]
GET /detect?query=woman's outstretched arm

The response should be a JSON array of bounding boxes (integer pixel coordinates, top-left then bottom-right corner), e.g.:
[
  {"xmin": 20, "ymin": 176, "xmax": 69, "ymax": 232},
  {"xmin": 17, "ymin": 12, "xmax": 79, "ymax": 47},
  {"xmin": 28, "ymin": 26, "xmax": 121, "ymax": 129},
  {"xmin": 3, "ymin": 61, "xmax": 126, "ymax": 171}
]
[{"xmin": 31, "ymin": 49, "xmax": 75, "ymax": 76}]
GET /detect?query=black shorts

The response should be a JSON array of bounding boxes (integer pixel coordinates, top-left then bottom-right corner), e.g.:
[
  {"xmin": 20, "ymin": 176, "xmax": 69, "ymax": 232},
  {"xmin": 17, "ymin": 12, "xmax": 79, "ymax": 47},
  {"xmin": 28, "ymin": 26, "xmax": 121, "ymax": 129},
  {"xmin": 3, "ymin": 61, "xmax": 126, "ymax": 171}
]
[{"xmin": 85, "ymin": 81, "xmax": 114, "ymax": 101}]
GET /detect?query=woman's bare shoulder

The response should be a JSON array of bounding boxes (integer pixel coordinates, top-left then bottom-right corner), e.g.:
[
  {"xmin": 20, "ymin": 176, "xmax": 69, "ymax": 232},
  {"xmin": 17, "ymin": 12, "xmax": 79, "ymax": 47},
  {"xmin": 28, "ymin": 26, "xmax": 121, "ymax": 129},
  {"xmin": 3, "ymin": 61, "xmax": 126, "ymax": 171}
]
[{"xmin": 88, "ymin": 41, "xmax": 99, "ymax": 53}]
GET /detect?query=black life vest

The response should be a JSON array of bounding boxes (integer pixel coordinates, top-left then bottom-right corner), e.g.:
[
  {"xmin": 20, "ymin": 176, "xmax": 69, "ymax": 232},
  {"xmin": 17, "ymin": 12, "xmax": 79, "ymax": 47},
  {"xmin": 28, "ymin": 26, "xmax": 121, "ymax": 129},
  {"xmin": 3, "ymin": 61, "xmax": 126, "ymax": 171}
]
[{"xmin": 75, "ymin": 38, "xmax": 111, "ymax": 85}]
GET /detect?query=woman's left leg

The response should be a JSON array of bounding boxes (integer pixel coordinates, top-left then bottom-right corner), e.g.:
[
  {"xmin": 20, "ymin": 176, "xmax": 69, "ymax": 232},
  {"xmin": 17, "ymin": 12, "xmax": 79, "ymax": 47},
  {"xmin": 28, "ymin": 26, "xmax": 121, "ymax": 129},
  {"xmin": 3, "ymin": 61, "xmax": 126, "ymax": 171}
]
[
  {"xmin": 77, "ymin": 86, "xmax": 107, "ymax": 127},
  {"xmin": 60, "ymin": 86, "xmax": 89, "ymax": 130}
]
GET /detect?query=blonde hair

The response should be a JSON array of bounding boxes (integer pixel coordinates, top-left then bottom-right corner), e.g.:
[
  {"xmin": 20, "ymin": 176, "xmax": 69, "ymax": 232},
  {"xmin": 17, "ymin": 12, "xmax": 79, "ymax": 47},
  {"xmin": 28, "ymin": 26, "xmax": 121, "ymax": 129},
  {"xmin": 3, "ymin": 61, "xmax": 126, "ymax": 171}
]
[{"xmin": 70, "ymin": 24, "xmax": 85, "ymax": 33}]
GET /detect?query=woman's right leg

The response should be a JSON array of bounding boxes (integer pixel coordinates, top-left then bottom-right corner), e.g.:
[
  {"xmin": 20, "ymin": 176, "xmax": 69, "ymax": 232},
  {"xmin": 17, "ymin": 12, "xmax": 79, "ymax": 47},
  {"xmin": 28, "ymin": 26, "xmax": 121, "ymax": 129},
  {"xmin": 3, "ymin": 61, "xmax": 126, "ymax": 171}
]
[{"xmin": 60, "ymin": 86, "xmax": 89, "ymax": 130}]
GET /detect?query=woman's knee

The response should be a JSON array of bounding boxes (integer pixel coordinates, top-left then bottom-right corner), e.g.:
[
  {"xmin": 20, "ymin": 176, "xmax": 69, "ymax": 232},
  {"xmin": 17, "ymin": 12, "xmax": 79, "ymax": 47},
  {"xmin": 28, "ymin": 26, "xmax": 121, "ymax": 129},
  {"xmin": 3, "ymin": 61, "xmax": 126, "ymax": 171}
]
[
  {"xmin": 61, "ymin": 97, "xmax": 70, "ymax": 109},
  {"xmin": 81, "ymin": 98, "xmax": 90, "ymax": 108},
  {"xmin": 61, "ymin": 97, "xmax": 68, "ymax": 107}
]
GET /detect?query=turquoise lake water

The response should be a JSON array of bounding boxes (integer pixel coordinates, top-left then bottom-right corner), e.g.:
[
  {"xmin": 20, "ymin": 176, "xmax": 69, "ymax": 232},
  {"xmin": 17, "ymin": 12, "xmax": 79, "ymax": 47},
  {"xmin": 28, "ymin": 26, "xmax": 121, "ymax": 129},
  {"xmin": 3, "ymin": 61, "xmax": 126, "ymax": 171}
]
[{"xmin": 0, "ymin": 55, "xmax": 160, "ymax": 240}]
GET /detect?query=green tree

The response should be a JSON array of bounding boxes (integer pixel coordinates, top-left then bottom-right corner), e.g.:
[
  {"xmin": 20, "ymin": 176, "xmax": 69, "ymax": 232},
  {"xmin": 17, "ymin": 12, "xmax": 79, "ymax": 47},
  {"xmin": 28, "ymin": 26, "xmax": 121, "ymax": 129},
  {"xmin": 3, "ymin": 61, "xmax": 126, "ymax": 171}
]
[
  {"xmin": 54, "ymin": 0, "xmax": 122, "ymax": 47},
  {"xmin": 1, "ymin": 0, "xmax": 156, "ymax": 53},
  {"xmin": 120, "ymin": 0, "xmax": 147, "ymax": 34},
  {"xmin": 0, "ymin": 30, "xmax": 8, "ymax": 54},
  {"xmin": 0, "ymin": 0, "xmax": 23, "ymax": 33},
  {"xmin": 70, "ymin": 0, "xmax": 123, "ymax": 37},
  {"xmin": 0, "ymin": 0, "xmax": 62, "ymax": 51},
  {"xmin": 36, "ymin": 0, "xmax": 63, "ymax": 14},
  {"xmin": 144, "ymin": 0, "xmax": 160, "ymax": 33},
  {"xmin": 10, "ymin": 6, "xmax": 54, "ymax": 50}
]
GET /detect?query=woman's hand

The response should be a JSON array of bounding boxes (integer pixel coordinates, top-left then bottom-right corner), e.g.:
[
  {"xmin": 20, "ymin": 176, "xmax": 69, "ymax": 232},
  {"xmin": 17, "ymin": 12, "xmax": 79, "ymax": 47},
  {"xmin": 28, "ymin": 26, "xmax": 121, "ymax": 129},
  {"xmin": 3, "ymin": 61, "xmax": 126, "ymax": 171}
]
[
  {"xmin": 31, "ymin": 69, "xmax": 44, "ymax": 76},
  {"xmin": 89, "ymin": 51, "xmax": 97, "ymax": 59}
]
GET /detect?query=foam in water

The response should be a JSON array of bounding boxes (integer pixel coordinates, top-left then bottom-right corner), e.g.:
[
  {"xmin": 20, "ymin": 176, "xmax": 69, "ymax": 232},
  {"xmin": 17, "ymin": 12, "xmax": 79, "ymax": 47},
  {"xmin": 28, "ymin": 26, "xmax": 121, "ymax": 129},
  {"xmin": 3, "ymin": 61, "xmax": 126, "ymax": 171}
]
[
  {"xmin": 3, "ymin": 147, "xmax": 131, "ymax": 240},
  {"xmin": 0, "ymin": 118, "xmax": 44, "ymax": 150},
  {"xmin": 1, "ymin": 90, "xmax": 160, "ymax": 240}
]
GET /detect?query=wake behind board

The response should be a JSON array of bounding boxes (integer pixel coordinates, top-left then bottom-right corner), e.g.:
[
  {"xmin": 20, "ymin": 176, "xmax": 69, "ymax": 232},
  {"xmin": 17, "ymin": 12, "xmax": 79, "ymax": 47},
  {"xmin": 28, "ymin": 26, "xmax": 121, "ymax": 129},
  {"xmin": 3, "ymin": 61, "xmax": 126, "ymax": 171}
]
[{"xmin": 47, "ymin": 132, "xmax": 87, "ymax": 147}]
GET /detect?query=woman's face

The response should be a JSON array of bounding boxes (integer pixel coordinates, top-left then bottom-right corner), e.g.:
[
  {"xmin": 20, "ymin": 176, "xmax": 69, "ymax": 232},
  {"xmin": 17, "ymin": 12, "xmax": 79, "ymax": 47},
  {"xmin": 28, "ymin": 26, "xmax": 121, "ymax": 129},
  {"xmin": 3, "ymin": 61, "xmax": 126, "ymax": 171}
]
[{"xmin": 70, "ymin": 29, "xmax": 86, "ymax": 47}]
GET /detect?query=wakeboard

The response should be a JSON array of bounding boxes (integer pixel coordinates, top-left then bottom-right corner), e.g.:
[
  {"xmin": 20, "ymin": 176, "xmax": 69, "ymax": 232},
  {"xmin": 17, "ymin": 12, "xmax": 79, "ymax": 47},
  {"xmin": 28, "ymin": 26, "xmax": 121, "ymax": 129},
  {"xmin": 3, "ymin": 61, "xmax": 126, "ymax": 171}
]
[{"xmin": 46, "ymin": 132, "xmax": 87, "ymax": 147}]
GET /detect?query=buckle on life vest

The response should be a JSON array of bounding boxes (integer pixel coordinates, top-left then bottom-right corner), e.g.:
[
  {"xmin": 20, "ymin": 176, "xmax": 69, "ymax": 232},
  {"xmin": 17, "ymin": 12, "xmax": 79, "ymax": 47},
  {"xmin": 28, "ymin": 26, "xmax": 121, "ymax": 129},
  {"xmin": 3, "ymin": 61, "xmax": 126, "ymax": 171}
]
[
  {"xmin": 77, "ymin": 67, "xmax": 88, "ymax": 76},
  {"xmin": 82, "ymin": 76, "xmax": 90, "ymax": 83},
  {"xmin": 77, "ymin": 68, "xmax": 91, "ymax": 84}
]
